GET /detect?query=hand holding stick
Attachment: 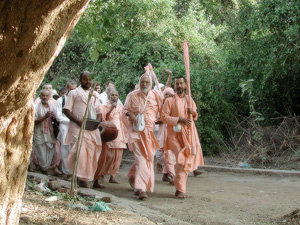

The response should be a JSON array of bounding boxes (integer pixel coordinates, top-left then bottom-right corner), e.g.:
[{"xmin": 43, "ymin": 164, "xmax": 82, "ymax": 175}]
[
  {"xmin": 183, "ymin": 40, "xmax": 196, "ymax": 155},
  {"xmin": 70, "ymin": 82, "xmax": 97, "ymax": 194}
]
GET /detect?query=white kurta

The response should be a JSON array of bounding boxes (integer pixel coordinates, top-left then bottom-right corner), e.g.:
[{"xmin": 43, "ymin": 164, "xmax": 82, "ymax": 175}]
[
  {"xmin": 33, "ymin": 102, "xmax": 56, "ymax": 171},
  {"xmin": 56, "ymin": 96, "xmax": 71, "ymax": 174}
]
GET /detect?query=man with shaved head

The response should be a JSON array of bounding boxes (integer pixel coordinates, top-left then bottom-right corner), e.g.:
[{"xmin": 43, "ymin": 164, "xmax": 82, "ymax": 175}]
[
  {"xmin": 33, "ymin": 89, "xmax": 57, "ymax": 175},
  {"xmin": 63, "ymin": 71, "xmax": 103, "ymax": 188}
]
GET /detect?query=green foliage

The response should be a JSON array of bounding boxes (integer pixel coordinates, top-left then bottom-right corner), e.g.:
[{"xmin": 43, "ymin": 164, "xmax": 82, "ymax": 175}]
[
  {"xmin": 239, "ymin": 79, "xmax": 264, "ymax": 121},
  {"xmin": 44, "ymin": 38, "xmax": 93, "ymax": 89},
  {"xmin": 44, "ymin": 0, "xmax": 300, "ymax": 155},
  {"xmin": 221, "ymin": 0, "xmax": 300, "ymax": 122}
]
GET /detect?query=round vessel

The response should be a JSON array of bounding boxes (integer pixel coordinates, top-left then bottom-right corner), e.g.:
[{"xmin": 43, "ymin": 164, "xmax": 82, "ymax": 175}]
[{"xmin": 99, "ymin": 121, "xmax": 118, "ymax": 142}]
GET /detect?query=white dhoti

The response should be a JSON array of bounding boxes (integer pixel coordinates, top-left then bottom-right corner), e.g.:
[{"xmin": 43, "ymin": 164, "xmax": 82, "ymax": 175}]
[
  {"xmin": 33, "ymin": 102, "xmax": 56, "ymax": 171},
  {"xmin": 34, "ymin": 142, "xmax": 56, "ymax": 171},
  {"xmin": 154, "ymin": 126, "xmax": 165, "ymax": 168},
  {"xmin": 57, "ymin": 123, "xmax": 71, "ymax": 174},
  {"xmin": 155, "ymin": 149, "xmax": 164, "ymax": 167}
]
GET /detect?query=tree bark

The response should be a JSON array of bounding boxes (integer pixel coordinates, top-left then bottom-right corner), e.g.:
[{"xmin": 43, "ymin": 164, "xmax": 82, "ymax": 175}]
[{"xmin": 0, "ymin": 0, "xmax": 90, "ymax": 224}]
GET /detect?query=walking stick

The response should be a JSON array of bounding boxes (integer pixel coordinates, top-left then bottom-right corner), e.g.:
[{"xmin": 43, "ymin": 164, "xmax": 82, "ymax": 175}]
[
  {"xmin": 183, "ymin": 40, "xmax": 196, "ymax": 155},
  {"xmin": 70, "ymin": 83, "xmax": 97, "ymax": 194}
]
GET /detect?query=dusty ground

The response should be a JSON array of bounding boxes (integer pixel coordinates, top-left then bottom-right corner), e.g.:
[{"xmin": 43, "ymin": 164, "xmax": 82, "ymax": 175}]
[
  {"xmin": 20, "ymin": 190, "xmax": 155, "ymax": 225},
  {"xmin": 204, "ymin": 153, "xmax": 300, "ymax": 171},
  {"xmin": 21, "ymin": 157, "xmax": 300, "ymax": 225},
  {"xmin": 92, "ymin": 162, "xmax": 300, "ymax": 225}
]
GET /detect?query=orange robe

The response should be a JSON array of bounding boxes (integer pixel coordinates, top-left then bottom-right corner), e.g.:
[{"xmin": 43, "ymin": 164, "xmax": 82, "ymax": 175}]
[
  {"xmin": 159, "ymin": 87, "xmax": 177, "ymax": 177},
  {"xmin": 64, "ymin": 86, "xmax": 102, "ymax": 182},
  {"xmin": 98, "ymin": 102, "xmax": 127, "ymax": 177},
  {"xmin": 123, "ymin": 89, "xmax": 162, "ymax": 192},
  {"xmin": 93, "ymin": 103, "xmax": 107, "ymax": 180},
  {"xmin": 161, "ymin": 94, "xmax": 204, "ymax": 193}
]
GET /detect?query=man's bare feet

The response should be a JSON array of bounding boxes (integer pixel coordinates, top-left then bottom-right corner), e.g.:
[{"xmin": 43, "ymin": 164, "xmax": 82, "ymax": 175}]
[
  {"xmin": 53, "ymin": 167, "xmax": 63, "ymax": 175},
  {"xmin": 138, "ymin": 191, "xmax": 148, "ymax": 200},
  {"xmin": 169, "ymin": 177, "xmax": 174, "ymax": 185},
  {"xmin": 109, "ymin": 176, "xmax": 120, "ymax": 184},
  {"xmin": 93, "ymin": 180, "xmax": 105, "ymax": 189},
  {"xmin": 193, "ymin": 170, "xmax": 203, "ymax": 177},
  {"xmin": 78, "ymin": 179, "xmax": 89, "ymax": 188},
  {"xmin": 175, "ymin": 190, "xmax": 187, "ymax": 199},
  {"xmin": 162, "ymin": 173, "xmax": 171, "ymax": 182},
  {"xmin": 156, "ymin": 163, "xmax": 163, "ymax": 173},
  {"xmin": 100, "ymin": 174, "xmax": 105, "ymax": 181},
  {"xmin": 66, "ymin": 175, "xmax": 72, "ymax": 181},
  {"xmin": 134, "ymin": 190, "xmax": 140, "ymax": 196},
  {"xmin": 129, "ymin": 177, "xmax": 135, "ymax": 189},
  {"xmin": 43, "ymin": 169, "xmax": 51, "ymax": 176},
  {"xmin": 28, "ymin": 166, "xmax": 36, "ymax": 172}
]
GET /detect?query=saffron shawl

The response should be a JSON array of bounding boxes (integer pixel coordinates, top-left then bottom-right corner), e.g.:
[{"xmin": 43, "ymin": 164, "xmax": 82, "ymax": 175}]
[
  {"xmin": 162, "ymin": 94, "xmax": 204, "ymax": 173},
  {"xmin": 123, "ymin": 72, "xmax": 163, "ymax": 161}
]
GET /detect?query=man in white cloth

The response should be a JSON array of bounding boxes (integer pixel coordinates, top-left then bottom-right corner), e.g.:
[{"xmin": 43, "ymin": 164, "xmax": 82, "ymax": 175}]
[
  {"xmin": 99, "ymin": 80, "xmax": 123, "ymax": 105},
  {"xmin": 33, "ymin": 89, "xmax": 57, "ymax": 175},
  {"xmin": 55, "ymin": 80, "xmax": 77, "ymax": 179},
  {"xmin": 35, "ymin": 83, "xmax": 57, "ymax": 107}
]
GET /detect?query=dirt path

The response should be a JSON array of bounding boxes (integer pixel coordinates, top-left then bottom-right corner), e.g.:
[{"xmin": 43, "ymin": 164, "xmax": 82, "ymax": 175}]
[{"xmin": 96, "ymin": 162, "xmax": 300, "ymax": 225}]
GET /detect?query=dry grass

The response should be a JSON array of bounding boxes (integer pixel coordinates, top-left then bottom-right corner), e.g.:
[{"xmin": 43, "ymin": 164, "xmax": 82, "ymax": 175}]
[
  {"xmin": 20, "ymin": 179, "xmax": 154, "ymax": 225},
  {"xmin": 274, "ymin": 208, "xmax": 300, "ymax": 225},
  {"xmin": 215, "ymin": 116, "xmax": 300, "ymax": 170}
]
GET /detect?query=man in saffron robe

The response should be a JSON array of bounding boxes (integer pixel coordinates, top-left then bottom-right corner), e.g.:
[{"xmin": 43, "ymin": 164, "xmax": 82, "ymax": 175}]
[
  {"xmin": 100, "ymin": 89, "xmax": 127, "ymax": 184},
  {"xmin": 153, "ymin": 68, "xmax": 175, "ymax": 182},
  {"xmin": 154, "ymin": 88, "xmax": 177, "ymax": 182},
  {"xmin": 161, "ymin": 76, "xmax": 204, "ymax": 198},
  {"xmin": 159, "ymin": 87, "xmax": 177, "ymax": 183},
  {"xmin": 123, "ymin": 65, "xmax": 163, "ymax": 200},
  {"xmin": 63, "ymin": 71, "xmax": 103, "ymax": 188}
]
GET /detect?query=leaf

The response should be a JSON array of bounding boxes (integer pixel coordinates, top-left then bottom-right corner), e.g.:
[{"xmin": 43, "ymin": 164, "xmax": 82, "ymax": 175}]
[{"xmin": 89, "ymin": 47, "xmax": 99, "ymax": 63}]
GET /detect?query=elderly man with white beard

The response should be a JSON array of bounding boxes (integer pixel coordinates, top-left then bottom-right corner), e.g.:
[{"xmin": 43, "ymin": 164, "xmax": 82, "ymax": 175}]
[
  {"xmin": 123, "ymin": 64, "xmax": 163, "ymax": 200},
  {"xmin": 33, "ymin": 89, "xmax": 57, "ymax": 175}
]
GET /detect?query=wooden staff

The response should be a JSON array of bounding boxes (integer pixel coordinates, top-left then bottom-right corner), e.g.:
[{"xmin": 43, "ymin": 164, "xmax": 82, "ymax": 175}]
[
  {"xmin": 183, "ymin": 40, "xmax": 196, "ymax": 155},
  {"xmin": 70, "ymin": 82, "xmax": 97, "ymax": 194}
]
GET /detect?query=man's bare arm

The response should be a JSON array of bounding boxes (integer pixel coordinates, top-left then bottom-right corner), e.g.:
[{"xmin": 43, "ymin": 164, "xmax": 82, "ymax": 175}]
[
  {"xmin": 178, "ymin": 117, "xmax": 192, "ymax": 126},
  {"xmin": 126, "ymin": 111, "xmax": 137, "ymax": 125},
  {"xmin": 63, "ymin": 109, "xmax": 82, "ymax": 127},
  {"xmin": 164, "ymin": 68, "xmax": 172, "ymax": 87},
  {"xmin": 105, "ymin": 103, "xmax": 117, "ymax": 120}
]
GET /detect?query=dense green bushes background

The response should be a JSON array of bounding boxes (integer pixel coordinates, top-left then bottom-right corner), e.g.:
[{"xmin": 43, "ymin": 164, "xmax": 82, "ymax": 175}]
[{"xmin": 44, "ymin": 0, "xmax": 300, "ymax": 155}]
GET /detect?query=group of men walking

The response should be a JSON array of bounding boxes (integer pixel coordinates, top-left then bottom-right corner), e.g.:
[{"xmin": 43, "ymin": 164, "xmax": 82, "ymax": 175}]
[{"xmin": 30, "ymin": 64, "xmax": 204, "ymax": 200}]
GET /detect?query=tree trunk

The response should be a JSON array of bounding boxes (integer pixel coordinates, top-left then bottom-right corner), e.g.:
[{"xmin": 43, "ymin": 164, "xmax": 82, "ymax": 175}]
[{"xmin": 0, "ymin": 1, "xmax": 90, "ymax": 224}]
